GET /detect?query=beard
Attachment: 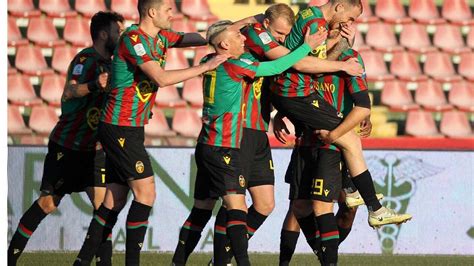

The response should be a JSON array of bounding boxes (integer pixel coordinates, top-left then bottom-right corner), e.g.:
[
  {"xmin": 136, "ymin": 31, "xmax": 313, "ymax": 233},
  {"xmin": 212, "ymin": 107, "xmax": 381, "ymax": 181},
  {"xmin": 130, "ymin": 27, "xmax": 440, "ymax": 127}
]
[{"xmin": 105, "ymin": 36, "xmax": 116, "ymax": 55}]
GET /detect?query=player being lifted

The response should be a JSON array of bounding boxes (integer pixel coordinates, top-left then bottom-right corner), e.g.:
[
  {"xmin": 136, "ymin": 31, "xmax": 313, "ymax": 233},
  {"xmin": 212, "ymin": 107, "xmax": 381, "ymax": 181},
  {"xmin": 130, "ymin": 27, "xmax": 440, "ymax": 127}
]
[
  {"xmin": 8, "ymin": 11, "xmax": 125, "ymax": 266},
  {"xmin": 73, "ymin": 0, "xmax": 228, "ymax": 265}
]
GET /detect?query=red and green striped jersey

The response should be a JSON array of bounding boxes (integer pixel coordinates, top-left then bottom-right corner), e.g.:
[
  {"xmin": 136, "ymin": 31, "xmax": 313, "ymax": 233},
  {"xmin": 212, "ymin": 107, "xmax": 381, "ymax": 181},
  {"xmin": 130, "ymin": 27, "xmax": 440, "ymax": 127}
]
[
  {"xmin": 271, "ymin": 6, "xmax": 328, "ymax": 97},
  {"xmin": 101, "ymin": 24, "xmax": 184, "ymax": 127},
  {"xmin": 241, "ymin": 23, "xmax": 279, "ymax": 132},
  {"xmin": 198, "ymin": 53, "xmax": 260, "ymax": 148},
  {"xmin": 49, "ymin": 47, "xmax": 110, "ymax": 151}
]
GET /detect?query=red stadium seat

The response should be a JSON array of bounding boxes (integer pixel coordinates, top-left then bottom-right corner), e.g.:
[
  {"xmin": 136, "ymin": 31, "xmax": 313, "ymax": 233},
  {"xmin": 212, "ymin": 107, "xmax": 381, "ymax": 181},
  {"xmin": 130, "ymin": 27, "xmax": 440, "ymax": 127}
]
[
  {"xmin": 27, "ymin": 17, "xmax": 66, "ymax": 48},
  {"xmin": 423, "ymin": 52, "xmax": 463, "ymax": 82},
  {"xmin": 64, "ymin": 17, "xmax": 92, "ymax": 48},
  {"xmin": 111, "ymin": 0, "xmax": 139, "ymax": 21},
  {"xmin": 442, "ymin": 0, "xmax": 473, "ymax": 26},
  {"xmin": 8, "ymin": 0, "xmax": 41, "ymax": 18},
  {"xmin": 374, "ymin": 0, "xmax": 412, "ymax": 24},
  {"xmin": 171, "ymin": 19, "xmax": 197, "ymax": 33},
  {"xmin": 380, "ymin": 80, "xmax": 419, "ymax": 111},
  {"xmin": 351, "ymin": 28, "xmax": 369, "ymax": 51},
  {"xmin": 357, "ymin": 0, "xmax": 378, "ymax": 23},
  {"xmin": 182, "ymin": 76, "xmax": 203, "ymax": 107},
  {"xmin": 193, "ymin": 46, "xmax": 214, "ymax": 66},
  {"xmin": 440, "ymin": 110, "xmax": 472, "ymax": 138},
  {"xmin": 415, "ymin": 80, "xmax": 453, "ymax": 111},
  {"xmin": 8, "ymin": 17, "xmax": 28, "ymax": 47},
  {"xmin": 145, "ymin": 107, "xmax": 176, "ymax": 137},
  {"xmin": 15, "ymin": 46, "xmax": 54, "ymax": 76},
  {"xmin": 29, "ymin": 105, "xmax": 59, "ymax": 135},
  {"xmin": 39, "ymin": 0, "xmax": 77, "ymax": 18},
  {"xmin": 433, "ymin": 24, "xmax": 470, "ymax": 54},
  {"xmin": 155, "ymin": 85, "xmax": 187, "ymax": 108},
  {"xmin": 165, "ymin": 48, "xmax": 190, "ymax": 70},
  {"xmin": 181, "ymin": 0, "xmax": 218, "ymax": 29},
  {"xmin": 8, "ymin": 73, "xmax": 43, "ymax": 106},
  {"xmin": 40, "ymin": 74, "xmax": 65, "ymax": 107},
  {"xmin": 448, "ymin": 81, "xmax": 474, "ymax": 112},
  {"xmin": 405, "ymin": 110, "xmax": 442, "ymax": 137},
  {"xmin": 399, "ymin": 23, "xmax": 436, "ymax": 53},
  {"xmin": 75, "ymin": 0, "xmax": 107, "ymax": 18},
  {"xmin": 52, "ymin": 46, "xmax": 77, "ymax": 75},
  {"xmin": 8, "ymin": 105, "xmax": 32, "ymax": 135},
  {"xmin": 365, "ymin": 22, "xmax": 403, "ymax": 52},
  {"xmin": 172, "ymin": 108, "xmax": 202, "ymax": 137},
  {"xmin": 8, "ymin": 61, "xmax": 17, "ymax": 75},
  {"xmin": 459, "ymin": 52, "xmax": 474, "ymax": 81},
  {"xmin": 390, "ymin": 51, "xmax": 428, "ymax": 82},
  {"xmin": 19, "ymin": 135, "xmax": 48, "ymax": 145},
  {"xmin": 408, "ymin": 0, "xmax": 446, "ymax": 25},
  {"xmin": 359, "ymin": 50, "xmax": 394, "ymax": 82},
  {"xmin": 467, "ymin": 28, "xmax": 474, "ymax": 49}
]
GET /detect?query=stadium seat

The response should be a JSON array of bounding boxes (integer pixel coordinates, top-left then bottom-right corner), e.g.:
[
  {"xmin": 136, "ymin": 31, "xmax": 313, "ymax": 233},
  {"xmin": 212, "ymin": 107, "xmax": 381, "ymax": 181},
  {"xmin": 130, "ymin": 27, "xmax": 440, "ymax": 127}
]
[
  {"xmin": 351, "ymin": 29, "xmax": 369, "ymax": 52},
  {"xmin": 8, "ymin": 17, "xmax": 28, "ymax": 47},
  {"xmin": 468, "ymin": 28, "xmax": 474, "ymax": 49},
  {"xmin": 458, "ymin": 52, "xmax": 474, "ymax": 81},
  {"xmin": 390, "ymin": 51, "xmax": 428, "ymax": 82},
  {"xmin": 8, "ymin": 61, "xmax": 17, "ymax": 75},
  {"xmin": 440, "ymin": 110, "xmax": 472, "ymax": 138},
  {"xmin": 415, "ymin": 80, "xmax": 453, "ymax": 111},
  {"xmin": 15, "ymin": 46, "xmax": 54, "ymax": 76},
  {"xmin": 171, "ymin": 19, "xmax": 197, "ymax": 33},
  {"xmin": 64, "ymin": 17, "xmax": 93, "ymax": 48},
  {"xmin": 448, "ymin": 81, "xmax": 474, "ymax": 112},
  {"xmin": 52, "ymin": 46, "xmax": 77, "ymax": 75},
  {"xmin": 405, "ymin": 110, "xmax": 442, "ymax": 137},
  {"xmin": 193, "ymin": 46, "xmax": 214, "ymax": 66},
  {"xmin": 374, "ymin": 0, "xmax": 412, "ymax": 24},
  {"xmin": 165, "ymin": 48, "xmax": 190, "ymax": 70},
  {"xmin": 365, "ymin": 22, "xmax": 403, "ymax": 52},
  {"xmin": 399, "ymin": 23, "xmax": 436, "ymax": 53},
  {"xmin": 19, "ymin": 135, "xmax": 48, "ymax": 145},
  {"xmin": 182, "ymin": 76, "xmax": 203, "ymax": 107},
  {"xmin": 75, "ymin": 0, "xmax": 107, "ymax": 18},
  {"xmin": 29, "ymin": 105, "xmax": 59, "ymax": 135},
  {"xmin": 145, "ymin": 107, "xmax": 176, "ymax": 137},
  {"xmin": 155, "ymin": 85, "xmax": 187, "ymax": 108},
  {"xmin": 408, "ymin": 0, "xmax": 446, "ymax": 25},
  {"xmin": 380, "ymin": 80, "xmax": 419, "ymax": 111},
  {"xmin": 423, "ymin": 52, "xmax": 463, "ymax": 82},
  {"xmin": 8, "ymin": 105, "xmax": 32, "ymax": 135},
  {"xmin": 39, "ymin": 0, "xmax": 77, "ymax": 18},
  {"xmin": 40, "ymin": 74, "xmax": 65, "ymax": 107},
  {"xmin": 433, "ymin": 24, "xmax": 470, "ymax": 54},
  {"xmin": 357, "ymin": 0, "xmax": 378, "ymax": 23},
  {"xmin": 172, "ymin": 108, "xmax": 202, "ymax": 138},
  {"xmin": 359, "ymin": 50, "xmax": 394, "ymax": 82},
  {"xmin": 8, "ymin": 0, "xmax": 41, "ymax": 18},
  {"xmin": 111, "ymin": 0, "xmax": 139, "ymax": 21},
  {"xmin": 181, "ymin": 0, "xmax": 219, "ymax": 29},
  {"xmin": 442, "ymin": 0, "xmax": 473, "ymax": 26},
  {"xmin": 8, "ymin": 73, "xmax": 43, "ymax": 106},
  {"xmin": 27, "ymin": 17, "xmax": 66, "ymax": 48}
]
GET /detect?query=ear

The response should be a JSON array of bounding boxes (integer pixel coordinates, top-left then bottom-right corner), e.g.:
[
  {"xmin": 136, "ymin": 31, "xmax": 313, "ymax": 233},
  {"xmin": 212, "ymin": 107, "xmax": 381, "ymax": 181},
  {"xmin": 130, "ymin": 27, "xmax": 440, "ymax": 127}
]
[
  {"xmin": 335, "ymin": 3, "xmax": 345, "ymax": 13},
  {"xmin": 263, "ymin": 18, "xmax": 270, "ymax": 28},
  {"xmin": 220, "ymin": 39, "xmax": 230, "ymax": 50},
  {"xmin": 147, "ymin": 7, "xmax": 156, "ymax": 18},
  {"xmin": 99, "ymin": 30, "xmax": 108, "ymax": 41}
]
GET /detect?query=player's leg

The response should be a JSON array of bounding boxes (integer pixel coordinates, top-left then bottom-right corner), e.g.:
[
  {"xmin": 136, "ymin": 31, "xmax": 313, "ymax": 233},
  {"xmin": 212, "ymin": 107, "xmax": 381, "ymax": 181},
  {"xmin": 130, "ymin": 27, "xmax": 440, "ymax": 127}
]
[
  {"xmin": 336, "ymin": 191, "xmax": 357, "ymax": 244},
  {"xmin": 279, "ymin": 204, "xmax": 301, "ymax": 266},
  {"xmin": 221, "ymin": 194, "xmax": 249, "ymax": 266}
]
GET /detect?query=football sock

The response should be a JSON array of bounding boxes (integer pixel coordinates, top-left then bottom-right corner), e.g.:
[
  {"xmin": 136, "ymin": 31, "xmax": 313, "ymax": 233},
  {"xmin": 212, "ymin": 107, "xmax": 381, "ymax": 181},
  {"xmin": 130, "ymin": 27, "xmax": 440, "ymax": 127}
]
[
  {"xmin": 341, "ymin": 172, "xmax": 357, "ymax": 194},
  {"xmin": 296, "ymin": 214, "xmax": 320, "ymax": 258},
  {"xmin": 125, "ymin": 201, "xmax": 152, "ymax": 266},
  {"xmin": 226, "ymin": 209, "xmax": 250, "ymax": 266},
  {"xmin": 279, "ymin": 229, "xmax": 300, "ymax": 266},
  {"xmin": 352, "ymin": 170, "xmax": 382, "ymax": 212},
  {"xmin": 246, "ymin": 206, "xmax": 268, "ymax": 239},
  {"xmin": 316, "ymin": 213, "xmax": 339, "ymax": 265},
  {"xmin": 213, "ymin": 206, "xmax": 231, "ymax": 265}
]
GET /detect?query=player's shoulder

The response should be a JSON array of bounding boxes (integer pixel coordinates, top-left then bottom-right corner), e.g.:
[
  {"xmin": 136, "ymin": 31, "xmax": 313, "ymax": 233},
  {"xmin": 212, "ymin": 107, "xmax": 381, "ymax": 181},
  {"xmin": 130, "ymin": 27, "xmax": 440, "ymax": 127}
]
[
  {"xmin": 247, "ymin": 22, "xmax": 266, "ymax": 34},
  {"xmin": 297, "ymin": 6, "xmax": 323, "ymax": 21},
  {"xmin": 122, "ymin": 25, "xmax": 142, "ymax": 41},
  {"xmin": 231, "ymin": 52, "xmax": 258, "ymax": 66}
]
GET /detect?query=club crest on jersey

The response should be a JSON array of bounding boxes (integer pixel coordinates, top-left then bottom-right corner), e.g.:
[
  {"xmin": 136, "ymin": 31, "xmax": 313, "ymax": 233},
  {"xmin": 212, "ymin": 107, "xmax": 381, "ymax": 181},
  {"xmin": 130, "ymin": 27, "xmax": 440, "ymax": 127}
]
[
  {"xmin": 72, "ymin": 64, "xmax": 84, "ymax": 75},
  {"xmin": 135, "ymin": 161, "xmax": 145, "ymax": 174},
  {"xmin": 158, "ymin": 39, "xmax": 165, "ymax": 49},
  {"xmin": 135, "ymin": 80, "xmax": 156, "ymax": 102},
  {"xmin": 86, "ymin": 107, "xmax": 100, "ymax": 130},
  {"xmin": 239, "ymin": 175, "xmax": 246, "ymax": 188},
  {"xmin": 223, "ymin": 155, "xmax": 231, "ymax": 165},
  {"xmin": 253, "ymin": 77, "xmax": 264, "ymax": 99},
  {"xmin": 118, "ymin": 138, "xmax": 126, "ymax": 148},
  {"xmin": 310, "ymin": 44, "xmax": 327, "ymax": 59}
]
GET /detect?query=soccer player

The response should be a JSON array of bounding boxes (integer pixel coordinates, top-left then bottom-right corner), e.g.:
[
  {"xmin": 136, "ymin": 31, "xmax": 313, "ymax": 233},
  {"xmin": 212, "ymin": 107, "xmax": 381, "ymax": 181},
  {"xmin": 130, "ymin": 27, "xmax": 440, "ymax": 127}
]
[
  {"xmin": 72, "ymin": 1, "xmax": 229, "ymax": 265},
  {"xmin": 7, "ymin": 11, "xmax": 125, "ymax": 266}
]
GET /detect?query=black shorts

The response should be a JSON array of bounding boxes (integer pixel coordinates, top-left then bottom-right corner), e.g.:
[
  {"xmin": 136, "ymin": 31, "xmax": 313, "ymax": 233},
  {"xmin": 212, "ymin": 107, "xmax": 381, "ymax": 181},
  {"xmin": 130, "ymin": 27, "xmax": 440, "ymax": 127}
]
[
  {"xmin": 193, "ymin": 143, "xmax": 246, "ymax": 200},
  {"xmin": 271, "ymin": 92, "xmax": 342, "ymax": 132},
  {"xmin": 93, "ymin": 148, "xmax": 107, "ymax": 188},
  {"xmin": 286, "ymin": 146, "xmax": 342, "ymax": 202},
  {"xmin": 98, "ymin": 122, "xmax": 153, "ymax": 186},
  {"xmin": 40, "ymin": 141, "xmax": 100, "ymax": 196},
  {"xmin": 240, "ymin": 128, "xmax": 275, "ymax": 187}
]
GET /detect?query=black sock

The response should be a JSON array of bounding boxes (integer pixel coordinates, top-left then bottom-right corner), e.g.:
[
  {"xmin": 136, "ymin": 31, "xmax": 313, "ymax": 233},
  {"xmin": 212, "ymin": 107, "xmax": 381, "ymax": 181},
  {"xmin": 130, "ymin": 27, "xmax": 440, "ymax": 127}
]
[
  {"xmin": 125, "ymin": 201, "xmax": 152, "ymax": 266},
  {"xmin": 352, "ymin": 170, "xmax": 382, "ymax": 212},
  {"xmin": 75, "ymin": 205, "xmax": 118, "ymax": 266},
  {"xmin": 341, "ymin": 171, "xmax": 357, "ymax": 194},
  {"xmin": 279, "ymin": 229, "xmax": 300, "ymax": 266},
  {"xmin": 95, "ymin": 224, "xmax": 113, "ymax": 266},
  {"xmin": 8, "ymin": 200, "xmax": 48, "ymax": 265},
  {"xmin": 226, "ymin": 209, "xmax": 250, "ymax": 266},
  {"xmin": 296, "ymin": 214, "xmax": 320, "ymax": 258},
  {"xmin": 213, "ymin": 206, "xmax": 231, "ymax": 265},
  {"xmin": 246, "ymin": 205, "xmax": 268, "ymax": 239},
  {"xmin": 316, "ymin": 213, "xmax": 339, "ymax": 265},
  {"xmin": 172, "ymin": 207, "xmax": 212, "ymax": 265}
]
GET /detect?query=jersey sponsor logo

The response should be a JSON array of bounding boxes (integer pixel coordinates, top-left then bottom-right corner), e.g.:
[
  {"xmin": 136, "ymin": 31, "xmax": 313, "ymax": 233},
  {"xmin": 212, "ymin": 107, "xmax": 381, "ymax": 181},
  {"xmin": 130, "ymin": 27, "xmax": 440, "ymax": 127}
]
[
  {"xmin": 130, "ymin": 34, "xmax": 139, "ymax": 43},
  {"xmin": 301, "ymin": 8, "xmax": 314, "ymax": 19},
  {"xmin": 314, "ymin": 81, "xmax": 336, "ymax": 93},
  {"xmin": 239, "ymin": 175, "xmax": 246, "ymax": 188},
  {"xmin": 253, "ymin": 77, "xmax": 264, "ymax": 99},
  {"xmin": 135, "ymin": 80, "xmax": 156, "ymax": 103},
  {"xmin": 72, "ymin": 64, "xmax": 84, "ymax": 75},
  {"xmin": 134, "ymin": 43, "xmax": 147, "ymax": 57},
  {"xmin": 258, "ymin": 32, "xmax": 272, "ymax": 45},
  {"xmin": 86, "ymin": 107, "xmax": 101, "ymax": 130},
  {"xmin": 311, "ymin": 100, "xmax": 319, "ymax": 108},
  {"xmin": 135, "ymin": 161, "xmax": 145, "ymax": 174},
  {"xmin": 223, "ymin": 155, "xmax": 231, "ymax": 165},
  {"xmin": 118, "ymin": 138, "xmax": 126, "ymax": 148},
  {"xmin": 240, "ymin": 58, "xmax": 254, "ymax": 65},
  {"xmin": 57, "ymin": 152, "xmax": 64, "ymax": 161}
]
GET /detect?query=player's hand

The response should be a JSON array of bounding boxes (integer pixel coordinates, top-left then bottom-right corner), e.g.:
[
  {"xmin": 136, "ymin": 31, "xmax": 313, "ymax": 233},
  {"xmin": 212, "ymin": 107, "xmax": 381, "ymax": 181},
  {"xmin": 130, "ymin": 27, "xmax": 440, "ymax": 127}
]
[
  {"xmin": 273, "ymin": 112, "xmax": 290, "ymax": 144},
  {"xmin": 203, "ymin": 54, "xmax": 229, "ymax": 71},
  {"xmin": 61, "ymin": 80, "xmax": 77, "ymax": 101},
  {"xmin": 340, "ymin": 22, "xmax": 356, "ymax": 47},
  {"xmin": 342, "ymin": 57, "xmax": 363, "ymax": 77},
  {"xmin": 358, "ymin": 116, "xmax": 372, "ymax": 138},
  {"xmin": 315, "ymin": 129, "xmax": 335, "ymax": 144},
  {"xmin": 97, "ymin": 72, "xmax": 109, "ymax": 91},
  {"xmin": 304, "ymin": 28, "xmax": 327, "ymax": 50}
]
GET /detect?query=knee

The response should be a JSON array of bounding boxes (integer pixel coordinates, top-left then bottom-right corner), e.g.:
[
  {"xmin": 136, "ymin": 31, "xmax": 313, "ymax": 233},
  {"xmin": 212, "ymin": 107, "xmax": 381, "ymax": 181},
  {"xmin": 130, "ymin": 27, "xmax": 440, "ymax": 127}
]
[
  {"xmin": 134, "ymin": 189, "xmax": 156, "ymax": 206},
  {"xmin": 291, "ymin": 200, "xmax": 312, "ymax": 218},
  {"xmin": 313, "ymin": 201, "xmax": 334, "ymax": 217},
  {"xmin": 37, "ymin": 197, "xmax": 59, "ymax": 214},
  {"xmin": 254, "ymin": 200, "xmax": 275, "ymax": 216}
]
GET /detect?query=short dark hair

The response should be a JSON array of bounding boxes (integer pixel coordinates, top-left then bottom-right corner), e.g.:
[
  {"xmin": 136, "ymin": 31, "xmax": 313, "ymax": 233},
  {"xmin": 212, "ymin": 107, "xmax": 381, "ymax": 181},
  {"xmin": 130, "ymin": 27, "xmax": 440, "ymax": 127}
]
[
  {"xmin": 138, "ymin": 0, "xmax": 164, "ymax": 18},
  {"xmin": 90, "ymin": 11, "xmax": 124, "ymax": 41}
]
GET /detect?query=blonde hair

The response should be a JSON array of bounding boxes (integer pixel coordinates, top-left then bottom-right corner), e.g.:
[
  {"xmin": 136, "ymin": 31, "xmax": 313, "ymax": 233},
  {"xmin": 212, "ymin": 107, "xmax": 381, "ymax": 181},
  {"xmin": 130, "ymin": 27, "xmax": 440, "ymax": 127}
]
[
  {"xmin": 264, "ymin": 3, "xmax": 295, "ymax": 26},
  {"xmin": 206, "ymin": 20, "xmax": 233, "ymax": 47}
]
